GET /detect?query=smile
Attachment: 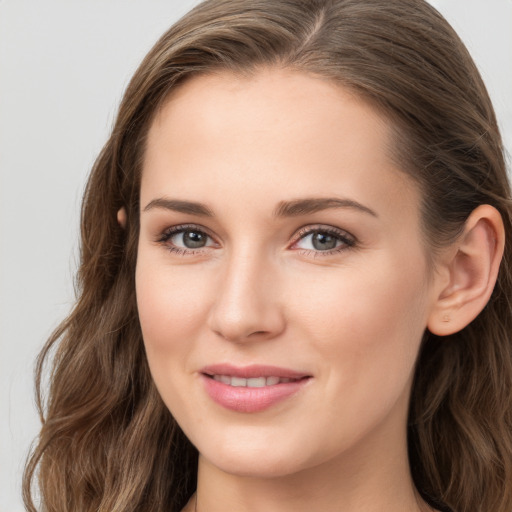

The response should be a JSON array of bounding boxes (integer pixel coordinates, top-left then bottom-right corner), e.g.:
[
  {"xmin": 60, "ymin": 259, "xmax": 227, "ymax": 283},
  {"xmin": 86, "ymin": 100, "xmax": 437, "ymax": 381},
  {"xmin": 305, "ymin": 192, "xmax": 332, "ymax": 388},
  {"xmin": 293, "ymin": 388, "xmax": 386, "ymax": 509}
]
[
  {"xmin": 209, "ymin": 375, "xmax": 297, "ymax": 387},
  {"xmin": 200, "ymin": 365, "xmax": 311, "ymax": 413}
]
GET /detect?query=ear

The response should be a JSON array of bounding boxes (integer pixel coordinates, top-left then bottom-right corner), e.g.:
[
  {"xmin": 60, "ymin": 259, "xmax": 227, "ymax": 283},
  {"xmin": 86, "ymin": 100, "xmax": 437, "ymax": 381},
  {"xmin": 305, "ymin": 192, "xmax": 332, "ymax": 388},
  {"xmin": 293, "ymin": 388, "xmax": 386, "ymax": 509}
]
[
  {"xmin": 427, "ymin": 205, "xmax": 505, "ymax": 336},
  {"xmin": 117, "ymin": 207, "xmax": 127, "ymax": 229}
]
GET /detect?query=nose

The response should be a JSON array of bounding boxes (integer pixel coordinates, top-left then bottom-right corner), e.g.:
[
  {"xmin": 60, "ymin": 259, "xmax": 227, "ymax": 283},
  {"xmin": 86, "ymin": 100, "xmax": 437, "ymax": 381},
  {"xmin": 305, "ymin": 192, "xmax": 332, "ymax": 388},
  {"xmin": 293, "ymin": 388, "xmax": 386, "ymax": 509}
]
[{"xmin": 207, "ymin": 249, "xmax": 286, "ymax": 343}]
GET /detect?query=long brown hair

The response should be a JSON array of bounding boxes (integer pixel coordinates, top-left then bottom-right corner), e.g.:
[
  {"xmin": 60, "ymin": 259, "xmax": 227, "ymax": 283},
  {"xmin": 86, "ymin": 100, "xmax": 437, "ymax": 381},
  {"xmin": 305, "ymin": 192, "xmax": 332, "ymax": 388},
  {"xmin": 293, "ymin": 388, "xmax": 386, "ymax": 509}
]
[{"xmin": 24, "ymin": 1, "xmax": 512, "ymax": 511}]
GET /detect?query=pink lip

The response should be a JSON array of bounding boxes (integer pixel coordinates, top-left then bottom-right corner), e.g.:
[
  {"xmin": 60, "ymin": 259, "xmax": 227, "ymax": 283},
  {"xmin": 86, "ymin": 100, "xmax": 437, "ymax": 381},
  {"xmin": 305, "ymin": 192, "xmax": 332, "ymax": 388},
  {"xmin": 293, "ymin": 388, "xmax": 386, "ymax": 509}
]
[{"xmin": 200, "ymin": 364, "xmax": 311, "ymax": 413}]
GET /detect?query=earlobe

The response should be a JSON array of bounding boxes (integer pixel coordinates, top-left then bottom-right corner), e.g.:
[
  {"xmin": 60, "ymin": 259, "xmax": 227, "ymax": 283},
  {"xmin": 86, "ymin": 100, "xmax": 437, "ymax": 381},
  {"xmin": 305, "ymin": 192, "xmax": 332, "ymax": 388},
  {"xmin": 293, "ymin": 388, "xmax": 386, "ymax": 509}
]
[
  {"xmin": 427, "ymin": 205, "xmax": 505, "ymax": 336},
  {"xmin": 117, "ymin": 207, "xmax": 127, "ymax": 229}
]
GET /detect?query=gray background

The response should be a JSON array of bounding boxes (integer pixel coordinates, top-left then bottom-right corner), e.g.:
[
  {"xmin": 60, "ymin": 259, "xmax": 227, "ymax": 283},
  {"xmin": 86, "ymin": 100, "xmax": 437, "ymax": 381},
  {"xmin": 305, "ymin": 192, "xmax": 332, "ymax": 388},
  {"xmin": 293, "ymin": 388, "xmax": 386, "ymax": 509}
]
[{"xmin": 1, "ymin": 1, "xmax": 511, "ymax": 511}]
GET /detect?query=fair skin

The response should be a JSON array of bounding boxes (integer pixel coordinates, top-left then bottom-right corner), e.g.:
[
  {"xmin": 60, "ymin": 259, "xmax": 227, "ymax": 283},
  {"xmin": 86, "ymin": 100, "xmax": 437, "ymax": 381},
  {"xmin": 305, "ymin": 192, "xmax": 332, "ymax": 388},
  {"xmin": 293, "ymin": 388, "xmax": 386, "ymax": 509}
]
[{"xmin": 132, "ymin": 68, "xmax": 504, "ymax": 512}]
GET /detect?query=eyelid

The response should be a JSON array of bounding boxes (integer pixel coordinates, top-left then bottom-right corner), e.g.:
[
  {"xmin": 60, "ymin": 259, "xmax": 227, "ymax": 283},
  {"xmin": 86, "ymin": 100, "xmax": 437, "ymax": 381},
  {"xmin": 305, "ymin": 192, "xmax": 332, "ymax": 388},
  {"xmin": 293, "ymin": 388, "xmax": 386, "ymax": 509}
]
[{"xmin": 293, "ymin": 224, "xmax": 355, "ymax": 240}]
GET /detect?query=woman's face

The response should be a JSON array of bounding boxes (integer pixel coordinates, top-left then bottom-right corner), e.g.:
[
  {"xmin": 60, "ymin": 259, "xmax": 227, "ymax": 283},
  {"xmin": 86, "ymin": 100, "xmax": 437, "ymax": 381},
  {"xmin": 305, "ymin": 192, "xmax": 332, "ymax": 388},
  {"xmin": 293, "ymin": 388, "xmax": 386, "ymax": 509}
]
[{"xmin": 136, "ymin": 69, "xmax": 441, "ymax": 478}]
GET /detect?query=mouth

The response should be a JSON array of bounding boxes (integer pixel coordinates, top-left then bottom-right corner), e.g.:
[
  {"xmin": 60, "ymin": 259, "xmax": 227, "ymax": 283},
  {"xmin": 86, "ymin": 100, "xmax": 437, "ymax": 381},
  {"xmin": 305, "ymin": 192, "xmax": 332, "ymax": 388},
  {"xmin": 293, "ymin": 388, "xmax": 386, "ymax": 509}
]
[
  {"xmin": 204, "ymin": 374, "xmax": 306, "ymax": 387},
  {"xmin": 200, "ymin": 364, "xmax": 312, "ymax": 413}
]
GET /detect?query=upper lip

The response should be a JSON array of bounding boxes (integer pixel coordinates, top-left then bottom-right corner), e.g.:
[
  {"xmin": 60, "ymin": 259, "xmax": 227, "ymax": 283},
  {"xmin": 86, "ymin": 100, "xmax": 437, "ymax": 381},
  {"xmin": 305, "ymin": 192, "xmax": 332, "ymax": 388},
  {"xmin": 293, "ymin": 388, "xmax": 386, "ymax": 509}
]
[{"xmin": 200, "ymin": 364, "xmax": 311, "ymax": 379}]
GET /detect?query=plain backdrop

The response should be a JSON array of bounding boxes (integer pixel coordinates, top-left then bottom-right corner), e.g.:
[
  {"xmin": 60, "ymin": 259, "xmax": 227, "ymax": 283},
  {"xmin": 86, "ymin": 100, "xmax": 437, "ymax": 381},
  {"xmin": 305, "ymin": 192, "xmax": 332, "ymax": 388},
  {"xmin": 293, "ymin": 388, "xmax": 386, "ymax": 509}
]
[{"xmin": 1, "ymin": 1, "xmax": 511, "ymax": 511}]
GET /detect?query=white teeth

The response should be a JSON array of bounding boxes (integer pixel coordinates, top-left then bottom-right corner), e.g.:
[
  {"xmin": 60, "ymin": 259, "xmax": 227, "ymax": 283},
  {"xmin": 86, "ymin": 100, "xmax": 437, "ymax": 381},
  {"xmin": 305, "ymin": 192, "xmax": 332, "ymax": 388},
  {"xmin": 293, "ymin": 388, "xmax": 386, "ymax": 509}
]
[
  {"xmin": 247, "ymin": 377, "xmax": 266, "ymax": 388},
  {"xmin": 211, "ymin": 375, "xmax": 296, "ymax": 387},
  {"xmin": 231, "ymin": 377, "xmax": 247, "ymax": 387},
  {"xmin": 213, "ymin": 375, "xmax": 231, "ymax": 385},
  {"xmin": 219, "ymin": 375, "xmax": 231, "ymax": 385}
]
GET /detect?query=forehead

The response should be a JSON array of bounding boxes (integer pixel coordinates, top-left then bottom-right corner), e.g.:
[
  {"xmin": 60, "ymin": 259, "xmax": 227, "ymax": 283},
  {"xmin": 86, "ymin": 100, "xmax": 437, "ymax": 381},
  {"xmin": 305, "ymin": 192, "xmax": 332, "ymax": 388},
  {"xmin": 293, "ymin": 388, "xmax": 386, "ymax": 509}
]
[
  {"xmin": 147, "ymin": 68, "xmax": 392, "ymax": 164},
  {"xmin": 141, "ymin": 68, "xmax": 418, "ymax": 223}
]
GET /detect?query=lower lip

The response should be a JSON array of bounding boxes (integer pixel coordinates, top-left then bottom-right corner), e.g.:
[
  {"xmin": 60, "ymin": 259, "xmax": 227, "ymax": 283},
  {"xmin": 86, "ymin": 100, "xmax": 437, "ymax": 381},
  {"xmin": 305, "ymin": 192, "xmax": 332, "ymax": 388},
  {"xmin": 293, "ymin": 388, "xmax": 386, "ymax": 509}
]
[{"xmin": 201, "ymin": 375, "xmax": 310, "ymax": 413}]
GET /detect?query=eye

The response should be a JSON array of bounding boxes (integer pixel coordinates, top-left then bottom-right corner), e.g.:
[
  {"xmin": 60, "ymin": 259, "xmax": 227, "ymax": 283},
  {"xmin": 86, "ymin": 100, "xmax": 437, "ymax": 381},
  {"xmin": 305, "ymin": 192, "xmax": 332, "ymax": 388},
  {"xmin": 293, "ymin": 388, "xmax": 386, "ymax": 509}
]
[
  {"xmin": 174, "ymin": 229, "xmax": 211, "ymax": 249},
  {"xmin": 158, "ymin": 225, "xmax": 217, "ymax": 253},
  {"xmin": 292, "ymin": 227, "xmax": 356, "ymax": 254}
]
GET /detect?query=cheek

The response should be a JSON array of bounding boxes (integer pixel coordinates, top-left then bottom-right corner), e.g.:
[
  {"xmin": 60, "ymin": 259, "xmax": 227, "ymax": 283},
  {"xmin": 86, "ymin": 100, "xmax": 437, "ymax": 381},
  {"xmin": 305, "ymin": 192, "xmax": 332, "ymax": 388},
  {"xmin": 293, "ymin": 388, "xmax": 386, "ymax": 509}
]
[
  {"xmin": 291, "ymin": 253, "xmax": 429, "ymax": 390},
  {"xmin": 135, "ymin": 253, "xmax": 208, "ymax": 359},
  {"xmin": 284, "ymin": 260, "xmax": 429, "ymax": 455},
  {"xmin": 135, "ymin": 253, "xmax": 213, "ymax": 421}
]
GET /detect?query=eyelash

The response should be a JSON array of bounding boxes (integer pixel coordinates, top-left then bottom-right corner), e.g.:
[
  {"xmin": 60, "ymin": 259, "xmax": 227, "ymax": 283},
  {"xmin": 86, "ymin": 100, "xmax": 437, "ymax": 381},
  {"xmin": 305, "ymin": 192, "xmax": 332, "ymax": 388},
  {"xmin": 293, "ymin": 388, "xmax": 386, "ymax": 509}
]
[
  {"xmin": 156, "ymin": 224, "xmax": 357, "ymax": 257},
  {"xmin": 157, "ymin": 224, "xmax": 216, "ymax": 256},
  {"xmin": 292, "ymin": 226, "xmax": 356, "ymax": 257}
]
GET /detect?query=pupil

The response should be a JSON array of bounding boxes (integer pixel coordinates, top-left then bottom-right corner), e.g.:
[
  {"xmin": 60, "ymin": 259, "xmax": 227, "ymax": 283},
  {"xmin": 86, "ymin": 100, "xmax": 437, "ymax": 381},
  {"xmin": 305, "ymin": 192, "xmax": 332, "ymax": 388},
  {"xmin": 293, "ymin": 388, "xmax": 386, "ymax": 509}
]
[
  {"xmin": 312, "ymin": 232, "xmax": 337, "ymax": 251},
  {"xmin": 183, "ymin": 231, "xmax": 206, "ymax": 248}
]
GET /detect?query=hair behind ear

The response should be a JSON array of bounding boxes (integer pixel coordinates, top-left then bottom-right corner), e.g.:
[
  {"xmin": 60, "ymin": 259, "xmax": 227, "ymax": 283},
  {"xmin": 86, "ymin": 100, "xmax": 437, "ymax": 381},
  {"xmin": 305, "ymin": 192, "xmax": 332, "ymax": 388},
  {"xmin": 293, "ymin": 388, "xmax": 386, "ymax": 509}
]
[{"xmin": 409, "ymin": 204, "xmax": 512, "ymax": 512}]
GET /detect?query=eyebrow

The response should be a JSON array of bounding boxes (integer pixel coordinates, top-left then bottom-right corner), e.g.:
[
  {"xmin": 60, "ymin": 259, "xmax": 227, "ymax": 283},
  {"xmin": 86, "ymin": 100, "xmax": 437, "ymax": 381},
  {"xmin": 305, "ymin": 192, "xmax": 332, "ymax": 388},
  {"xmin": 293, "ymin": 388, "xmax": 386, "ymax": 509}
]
[
  {"xmin": 274, "ymin": 197, "xmax": 378, "ymax": 218},
  {"xmin": 143, "ymin": 198, "xmax": 214, "ymax": 216},
  {"xmin": 143, "ymin": 196, "xmax": 377, "ymax": 218}
]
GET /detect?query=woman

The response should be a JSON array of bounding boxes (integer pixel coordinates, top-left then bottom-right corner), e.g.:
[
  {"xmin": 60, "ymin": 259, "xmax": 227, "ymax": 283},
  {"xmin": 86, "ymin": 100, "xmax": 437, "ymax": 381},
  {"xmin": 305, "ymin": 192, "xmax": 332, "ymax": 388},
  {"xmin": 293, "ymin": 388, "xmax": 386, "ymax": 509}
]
[{"xmin": 23, "ymin": 0, "xmax": 512, "ymax": 511}]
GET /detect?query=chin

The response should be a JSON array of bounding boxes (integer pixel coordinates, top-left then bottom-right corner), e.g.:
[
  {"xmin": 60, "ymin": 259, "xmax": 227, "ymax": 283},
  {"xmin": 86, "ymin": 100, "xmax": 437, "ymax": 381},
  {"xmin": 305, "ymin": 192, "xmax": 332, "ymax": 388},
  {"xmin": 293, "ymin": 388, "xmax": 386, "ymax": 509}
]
[
  {"xmin": 194, "ymin": 428, "xmax": 324, "ymax": 479},
  {"xmin": 203, "ymin": 450, "xmax": 309, "ymax": 479}
]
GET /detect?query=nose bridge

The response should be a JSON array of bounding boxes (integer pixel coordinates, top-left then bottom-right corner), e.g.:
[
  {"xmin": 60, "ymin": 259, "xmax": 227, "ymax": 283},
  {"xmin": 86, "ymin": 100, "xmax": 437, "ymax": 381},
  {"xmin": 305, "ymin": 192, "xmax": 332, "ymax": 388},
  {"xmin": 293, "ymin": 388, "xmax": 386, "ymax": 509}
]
[{"xmin": 208, "ymin": 243, "xmax": 284, "ymax": 342}]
